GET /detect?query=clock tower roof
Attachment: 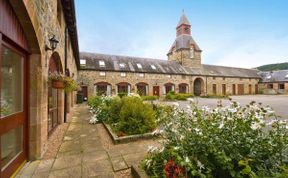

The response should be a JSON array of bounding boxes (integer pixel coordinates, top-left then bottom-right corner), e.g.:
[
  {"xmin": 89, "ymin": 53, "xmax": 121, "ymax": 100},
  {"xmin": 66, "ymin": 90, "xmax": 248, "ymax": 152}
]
[{"xmin": 177, "ymin": 13, "xmax": 190, "ymax": 27}]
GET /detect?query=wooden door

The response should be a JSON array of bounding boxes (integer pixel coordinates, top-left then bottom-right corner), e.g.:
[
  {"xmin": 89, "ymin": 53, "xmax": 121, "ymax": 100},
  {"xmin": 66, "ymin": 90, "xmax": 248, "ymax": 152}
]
[
  {"xmin": 232, "ymin": 84, "xmax": 236, "ymax": 95},
  {"xmin": 81, "ymin": 86, "xmax": 88, "ymax": 101},
  {"xmin": 0, "ymin": 42, "xmax": 27, "ymax": 178},
  {"xmin": 153, "ymin": 86, "xmax": 159, "ymax": 96},
  {"xmin": 255, "ymin": 84, "xmax": 258, "ymax": 94},
  {"xmin": 249, "ymin": 84, "xmax": 252, "ymax": 94},
  {"xmin": 222, "ymin": 84, "xmax": 226, "ymax": 95},
  {"xmin": 238, "ymin": 84, "xmax": 244, "ymax": 95}
]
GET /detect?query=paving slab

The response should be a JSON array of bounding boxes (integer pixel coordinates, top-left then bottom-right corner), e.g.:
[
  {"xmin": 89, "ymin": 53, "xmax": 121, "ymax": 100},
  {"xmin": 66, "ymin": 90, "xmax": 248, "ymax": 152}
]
[{"xmin": 110, "ymin": 156, "xmax": 128, "ymax": 171}]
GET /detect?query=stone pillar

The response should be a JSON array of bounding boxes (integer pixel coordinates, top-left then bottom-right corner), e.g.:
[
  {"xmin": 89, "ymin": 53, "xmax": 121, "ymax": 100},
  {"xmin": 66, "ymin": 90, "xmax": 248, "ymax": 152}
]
[
  {"xmin": 163, "ymin": 86, "xmax": 166, "ymax": 95},
  {"xmin": 107, "ymin": 85, "xmax": 111, "ymax": 96},
  {"xmin": 115, "ymin": 85, "xmax": 118, "ymax": 95},
  {"xmin": 94, "ymin": 85, "xmax": 97, "ymax": 95},
  {"xmin": 128, "ymin": 85, "xmax": 131, "ymax": 94}
]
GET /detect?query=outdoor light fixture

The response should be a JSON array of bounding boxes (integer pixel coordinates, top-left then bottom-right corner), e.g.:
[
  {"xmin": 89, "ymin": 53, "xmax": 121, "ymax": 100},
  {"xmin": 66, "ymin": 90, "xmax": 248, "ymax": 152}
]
[{"xmin": 45, "ymin": 35, "xmax": 59, "ymax": 51}]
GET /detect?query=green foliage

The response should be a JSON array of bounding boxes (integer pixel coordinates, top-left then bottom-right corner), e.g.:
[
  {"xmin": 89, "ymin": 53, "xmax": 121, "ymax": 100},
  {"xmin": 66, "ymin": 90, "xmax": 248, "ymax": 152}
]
[
  {"xmin": 63, "ymin": 77, "xmax": 80, "ymax": 93},
  {"xmin": 117, "ymin": 92, "xmax": 127, "ymax": 98},
  {"xmin": 165, "ymin": 91, "xmax": 193, "ymax": 101},
  {"xmin": 88, "ymin": 95, "xmax": 158, "ymax": 135},
  {"xmin": 141, "ymin": 95, "xmax": 159, "ymax": 101},
  {"xmin": 201, "ymin": 94, "xmax": 227, "ymax": 98},
  {"xmin": 143, "ymin": 101, "xmax": 288, "ymax": 177},
  {"xmin": 116, "ymin": 97, "xmax": 156, "ymax": 135},
  {"xmin": 257, "ymin": 62, "xmax": 288, "ymax": 71}
]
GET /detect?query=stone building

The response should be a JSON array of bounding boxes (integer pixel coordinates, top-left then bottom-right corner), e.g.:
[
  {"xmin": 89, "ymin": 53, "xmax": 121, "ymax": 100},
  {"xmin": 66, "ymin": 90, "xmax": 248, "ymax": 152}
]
[
  {"xmin": 0, "ymin": 0, "xmax": 79, "ymax": 177},
  {"xmin": 78, "ymin": 14, "xmax": 260, "ymax": 98},
  {"xmin": 259, "ymin": 70, "xmax": 288, "ymax": 94}
]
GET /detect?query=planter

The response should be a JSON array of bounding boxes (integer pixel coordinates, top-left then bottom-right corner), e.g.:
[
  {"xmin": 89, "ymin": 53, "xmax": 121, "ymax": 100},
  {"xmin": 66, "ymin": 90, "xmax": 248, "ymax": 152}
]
[
  {"xmin": 52, "ymin": 80, "xmax": 65, "ymax": 89},
  {"xmin": 102, "ymin": 122, "xmax": 160, "ymax": 144}
]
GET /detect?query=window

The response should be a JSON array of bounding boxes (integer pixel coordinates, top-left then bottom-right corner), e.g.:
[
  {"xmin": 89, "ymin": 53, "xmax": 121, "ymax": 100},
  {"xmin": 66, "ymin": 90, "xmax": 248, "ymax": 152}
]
[
  {"xmin": 167, "ymin": 75, "xmax": 171, "ymax": 78},
  {"xmin": 223, "ymin": 77, "xmax": 225, "ymax": 80},
  {"xmin": 181, "ymin": 75, "xmax": 186, "ymax": 79},
  {"xmin": 240, "ymin": 78, "xmax": 243, "ymax": 81},
  {"xmin": 139, "ymin": 73, "xmax": 144, "ymax": 77},
  {"xmin": 279, "ymin": 83, "xmax": 285, "ymax": 89},
  {"xmin": 120, "ymin": 72, "xmax": 126, "ymax": 77},
  {"xmin": 190, "ymin": 47, "xmax": 194, "ymax": 58},
  {"xmin": 99, "ymin": 61, "xmax": 105, "ymax": 67},
  {"xmin": 266, "ymin": 75, "xmax": 271, "ymax": 79},
  {"xmin": 151, "ymin": 65, "xmax": 156, "ymax": 70},
  {"xmin": 119, "ymin": 63, "xmax": 125, "ymax": 68},
  {"xmin": 267, "ymin": 84, "xmax": 273, "ymax": 89},
  {"xmin": 212, "ymin": 76, "xmax": 216, "ymax": 80},
  {"xmin": 80, "ymin": 59, "xmax": 86, "ymax": 67},
  {"xmin": 99, "ymin": 72, "xmax": 106, "ymax": 76},
  {"xmin": 136, "ymin": 63, "xmax": 142, "ymax": 69}
]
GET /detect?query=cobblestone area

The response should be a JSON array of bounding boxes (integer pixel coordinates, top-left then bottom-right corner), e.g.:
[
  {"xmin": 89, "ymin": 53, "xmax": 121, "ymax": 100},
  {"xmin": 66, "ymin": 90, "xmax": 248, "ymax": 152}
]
[{"xmin": 16, "ymin": 104, "xmax": 159, "ymax": 178}]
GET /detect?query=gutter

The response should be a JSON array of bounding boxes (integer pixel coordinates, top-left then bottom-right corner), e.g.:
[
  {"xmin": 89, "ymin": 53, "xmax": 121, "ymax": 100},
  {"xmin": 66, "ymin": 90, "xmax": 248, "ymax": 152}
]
[{"xmin": 64, "ymin": 26, "xmax": 68, "ymax": 123}]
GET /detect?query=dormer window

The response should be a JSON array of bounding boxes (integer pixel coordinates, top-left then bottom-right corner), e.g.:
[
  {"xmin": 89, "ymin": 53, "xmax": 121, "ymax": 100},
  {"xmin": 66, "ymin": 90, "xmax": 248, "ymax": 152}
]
[
  {"xmin": 190, "ymin": 47, "xmax": 194, "ymax": 58},
  {"xmin": 99, "ymin": 61, "xmax": 105, "ymax": 67},
  {"xmin": 285, "ymin": 74, "xmax": 288, "ymax": 78},
  {"xmin": 80, "ymin": 59, "xmax": 86, "ymax": 67},
  {"xmin": 119, "ymin": 63, "xmax": 125, "ymax": 68},
  {"xmin": 151, "ymin": 65, "xmax": 156, "ymax": 70},
  {"xmin": 267, "ymin": 75, "xmax": 271, "ymax": 79},
  {"xmin": 136, "ymin": 63, "xmax": 142, "ymax": 69}
]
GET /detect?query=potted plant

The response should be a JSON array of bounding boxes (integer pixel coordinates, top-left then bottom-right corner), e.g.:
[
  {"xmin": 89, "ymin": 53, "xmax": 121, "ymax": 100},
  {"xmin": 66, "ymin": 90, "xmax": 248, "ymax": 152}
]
[
  {"xmin": 63, "ymin": 76, "xmax": 80, "ymax": 93},
  {"xmin": 49, "ymin": 72, "xmax": 65, "ymax": 89}
]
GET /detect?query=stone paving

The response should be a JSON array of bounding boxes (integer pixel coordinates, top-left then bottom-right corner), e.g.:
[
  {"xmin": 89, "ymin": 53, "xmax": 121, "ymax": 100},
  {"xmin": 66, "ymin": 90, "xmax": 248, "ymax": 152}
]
[{"xmin": 16, "ymin": 104, "xmax": 159, "ymax": 178}]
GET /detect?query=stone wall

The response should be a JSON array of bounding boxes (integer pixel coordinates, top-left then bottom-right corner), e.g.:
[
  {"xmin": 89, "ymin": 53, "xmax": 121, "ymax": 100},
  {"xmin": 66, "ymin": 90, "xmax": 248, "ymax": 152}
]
[
  {"xmin": 78, "ymin": 70, "xmax": 259, "ymax": 98},
  {"xmin": 9, "ymin": 0, "xmax": 78, "ymax": 159},
  {"xmin": 168, "ymin": 49, "xmax": 202, "ymax": 68}
]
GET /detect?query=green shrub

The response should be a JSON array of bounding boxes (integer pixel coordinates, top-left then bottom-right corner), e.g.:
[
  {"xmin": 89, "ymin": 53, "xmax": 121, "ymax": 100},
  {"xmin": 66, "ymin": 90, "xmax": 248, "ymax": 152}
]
[
  {"xmin": 142, "ymin": 95, "xmax": 159, "ymax": 101},
  {"xmin": 118, "ymin": 92, "xmax": 127, "ymax": 98},
  {"xmin": 165, "ymin": 92, "xmax": 176, "ymax": 100},
  {"xmin": 116, "ymin": 96, "xmax": 156, "ymax": 135},
  {"xmin": 143, "ymin": 101, "xmax": 288, "ymax": 177},
  {"xmin": 165, "ymin": 92, "xmax": 193, "ymax": 101},
  {"xmin": 88, "ymin": 96, "xmax": 102, "ymax": 110},
  {"xmin": 106, "ymin": 96, "xmax": 122, "ymax": 124}
]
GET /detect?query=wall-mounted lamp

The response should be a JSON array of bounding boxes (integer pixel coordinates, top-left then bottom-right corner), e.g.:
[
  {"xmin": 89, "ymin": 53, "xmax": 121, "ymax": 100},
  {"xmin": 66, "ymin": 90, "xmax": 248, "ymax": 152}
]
[{"xmin": 45, "ymin": 35, "xmax": 59, "ymax": 51}]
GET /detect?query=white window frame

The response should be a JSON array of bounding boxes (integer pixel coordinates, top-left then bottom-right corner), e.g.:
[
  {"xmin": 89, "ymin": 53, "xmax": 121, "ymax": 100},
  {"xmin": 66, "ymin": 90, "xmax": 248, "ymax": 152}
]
[
  {"xmin": 139, "ymin": 73, "xmax": 144, "ymax": 77},
  {"xmin": 119, "ymin": 63, "xmax": 125, "ymax": 68},
  {"xmin": 151, "ymin": 65, "xmax": 156, "ymax": 70},
  {"xmin": 137, "ymin": 63, "xmax": 142, "ymax": 69},
  {"xmin": 80, "ymin": 59, "xmax": 86, "ymax": 66},
  {"xmin": 167, "ymin": 75, "xmax": 171, "ymax": 78},
  {"xmin": 120, "ymin": 72, "xmax": 126, "ymax": 77},
  {"xmin": 99, "ymin": 72, "xmax": 106, "ymax": 76},
  {"xmin": 99, "ymin": 60, "xmax": 105, "ymax": 67}
]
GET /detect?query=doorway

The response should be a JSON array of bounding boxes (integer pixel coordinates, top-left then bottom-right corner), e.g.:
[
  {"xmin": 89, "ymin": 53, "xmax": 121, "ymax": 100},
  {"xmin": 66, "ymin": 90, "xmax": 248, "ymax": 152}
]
[
  {"xmin": 153, "ymin": 86, "xmax": 160, "ymax": 96},
  {"xmin": 0, "ymin": 43, "xmax": 27, "ymax": 178},
  {"xmin": 194, "ymin": 78, "xmax": 203, "ymax": 96},
  {"xmin": 238, "ymin": 84, "xmax": 244, "ymax": 95}
]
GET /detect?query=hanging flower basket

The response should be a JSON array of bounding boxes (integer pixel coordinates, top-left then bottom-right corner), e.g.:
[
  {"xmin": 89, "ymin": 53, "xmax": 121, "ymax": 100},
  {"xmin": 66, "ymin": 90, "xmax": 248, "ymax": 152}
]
[{"xmin": 52, "ymin": 79, "xmax": 65, "ymax": 89}]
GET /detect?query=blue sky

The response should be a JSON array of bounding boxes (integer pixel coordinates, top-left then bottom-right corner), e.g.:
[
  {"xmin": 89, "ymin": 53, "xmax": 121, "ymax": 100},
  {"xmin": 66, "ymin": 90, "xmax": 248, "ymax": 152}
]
[{"xmin": 75, "ymin": 0, "xmax": 288, "ymax": 68}]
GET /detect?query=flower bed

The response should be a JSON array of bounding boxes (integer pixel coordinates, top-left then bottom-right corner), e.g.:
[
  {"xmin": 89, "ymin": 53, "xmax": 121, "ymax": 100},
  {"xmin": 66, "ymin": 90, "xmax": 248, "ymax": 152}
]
[
  {"xmin": 142, "ymin": 100, "xmax": 288, "ymax": 177},
  {"xmin": 88, "ymin": 94, "xmax": 171, "ymax": 139}
]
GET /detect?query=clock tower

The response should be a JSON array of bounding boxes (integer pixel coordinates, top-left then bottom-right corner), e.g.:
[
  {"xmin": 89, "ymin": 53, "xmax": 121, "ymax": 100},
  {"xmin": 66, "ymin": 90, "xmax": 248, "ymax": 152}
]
[{"xmin": 167, "ymin": 13, "xmax": 202, "ymax": 68}]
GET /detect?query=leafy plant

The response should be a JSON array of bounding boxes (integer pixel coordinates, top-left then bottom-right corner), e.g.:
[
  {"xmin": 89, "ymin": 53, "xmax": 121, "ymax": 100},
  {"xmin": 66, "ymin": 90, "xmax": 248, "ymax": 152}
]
[
  {"xmin": 117, "ymin": 96, "xmax": 156, "ymax": 135},
  {"xmin": 63, "ymin": 77, "xmax": 80, "ymax": 93},
  {"xmin": 48, "ymin": 72, "xmax": 66, "ymax": 81},
  {"xmin": 142, "ymin": 95, "xmax": 159, "ymax": 101},
  {"xmin": 143, "ymin": 100, "xmax": 288, "ymax": 177}
]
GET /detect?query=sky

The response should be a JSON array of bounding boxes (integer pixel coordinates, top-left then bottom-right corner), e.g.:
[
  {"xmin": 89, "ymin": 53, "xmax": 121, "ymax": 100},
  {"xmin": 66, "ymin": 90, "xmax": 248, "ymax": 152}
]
[{"xmin": 75, "ymin": 0, "xmax": 288, "ymax": 68}]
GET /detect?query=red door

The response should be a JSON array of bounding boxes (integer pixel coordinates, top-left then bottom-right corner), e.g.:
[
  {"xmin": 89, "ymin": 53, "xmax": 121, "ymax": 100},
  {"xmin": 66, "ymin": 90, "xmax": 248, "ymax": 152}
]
[
  {"xmin": 0, "ymin": 42, "xmax": 27, "ymax": 178},
  {"xmin": 153, "ymin": 86, "xmax": 160, "ymax": 96}
]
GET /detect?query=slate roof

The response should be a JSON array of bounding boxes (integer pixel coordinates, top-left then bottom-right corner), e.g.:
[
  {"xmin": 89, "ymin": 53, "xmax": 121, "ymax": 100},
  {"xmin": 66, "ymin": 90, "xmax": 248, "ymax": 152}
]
[
  {"xmin": 80, "ymin": 52, "xmax": 260, "ymax": 78},
  {"xmin": 168, "ymin": 34, "xmax": 202, "ymax": 54},
  {"xmin": 61, "ymin": 0, "xmax": 80, "ymax": 68},
  {"xmin": 177, "ymin": 14, "xmax": 190, "ymax": 27},
  {"xmin": 259, "ymin": 70, "xmax": 288, "ymax": 83}
]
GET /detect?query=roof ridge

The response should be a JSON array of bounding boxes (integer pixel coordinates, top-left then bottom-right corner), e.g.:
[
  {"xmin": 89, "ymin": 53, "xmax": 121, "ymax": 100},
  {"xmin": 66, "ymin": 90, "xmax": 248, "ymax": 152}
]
[{"xmin": 203, "ymin": 64, "xmax": 258, "ymax": 71}]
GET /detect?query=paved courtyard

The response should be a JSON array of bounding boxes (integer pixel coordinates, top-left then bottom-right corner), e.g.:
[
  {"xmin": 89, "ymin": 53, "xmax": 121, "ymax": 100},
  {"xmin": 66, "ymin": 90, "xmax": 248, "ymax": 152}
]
[
  {"xmin": 16, "ymin": 95, "xmax": 288, "ymax": 178},
  {"xmin": 16, "ymin": 104, "xmax": 158, "ymax": 178},
  {"xmin": 166, "ymin": 95, "xmax": 288, "ymax": 120}
]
